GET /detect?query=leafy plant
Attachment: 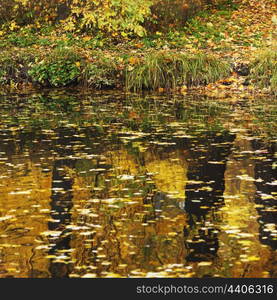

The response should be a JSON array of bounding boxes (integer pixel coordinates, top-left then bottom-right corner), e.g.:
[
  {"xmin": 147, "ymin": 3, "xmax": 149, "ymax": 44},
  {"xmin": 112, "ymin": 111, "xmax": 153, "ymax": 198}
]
[
  {"xmin": 29, "ymin": 47, "xmax": 82, "ymax": 87},
  {"xmin": 7, "ymin": 32, "xmax": 37, "ymax": 47},
  {"xmin": 1, "ymin": 0, "xmax": 154, "ymax": 37}
]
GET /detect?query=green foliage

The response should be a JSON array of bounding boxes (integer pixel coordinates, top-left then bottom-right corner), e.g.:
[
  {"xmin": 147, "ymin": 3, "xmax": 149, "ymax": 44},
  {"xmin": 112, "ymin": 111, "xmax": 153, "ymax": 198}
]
[
  {"xmin": 250, "ymin": 49, "xmax": 277, "ymax": 94},
  {"xmin": 1, "ymin": 0, "xmax": 154, "ymax": 38},
  {"xmin": 29, "ymin": 48, "xmax": 82, "ymax": 87},
  {"xmin": 69, "ymin": 0, "xmax": 153, "ymax": 37},
  {"xmin": 215, "ymin": 0, "xmax": 238, "ymax": 10},
  {"xmin": 7, "ymin": 31, "xmax": 37, "ymax": 47},
  {"xmin": 84, "ymin": 56, "xmax": 120, "ymax": 89},
  {"xmin": 184, "ymin": 3, "xmax": 237, "ymax": 48},
  {"xmin": 0, "ymin": 49, "xmax": 35, "ymax": 85},
  {"xmin": 0, "ymin": 0, "xmax": 230, "ymax": 38},
  {"xmin": 126, "ymin": 51, "xmax": 230, "ymax": 91},
  {"xmin": 185, "ymin": 18, "xmax": 226, "ymax": 47}
]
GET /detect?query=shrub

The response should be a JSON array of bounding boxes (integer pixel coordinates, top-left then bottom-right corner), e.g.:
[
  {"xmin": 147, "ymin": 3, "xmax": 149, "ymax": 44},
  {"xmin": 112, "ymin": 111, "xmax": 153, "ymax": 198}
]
[
  {"xmin": 1, "ymin": 1, "xmax": 229, "ymax": 37},
  {"xmin": 29, "ymin": 47, "xmax": 82, "ymax": 87},
  {"xmin": 0, "ymin": 0, "xmax": 153, "ymax": 38}
]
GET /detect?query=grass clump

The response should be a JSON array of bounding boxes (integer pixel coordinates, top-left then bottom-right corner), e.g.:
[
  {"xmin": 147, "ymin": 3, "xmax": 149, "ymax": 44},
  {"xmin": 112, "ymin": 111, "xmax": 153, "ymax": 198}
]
[
  {"xmin": 250, "ymin": 49, "xmax": 277, "ymax": 94},
  {"xmin": 29, "ymin": 47, "xmax": 82, "ymax": 87},
  {"xmin": 125, "ymin": 51, "xmax": 230, "ymax": 91}
]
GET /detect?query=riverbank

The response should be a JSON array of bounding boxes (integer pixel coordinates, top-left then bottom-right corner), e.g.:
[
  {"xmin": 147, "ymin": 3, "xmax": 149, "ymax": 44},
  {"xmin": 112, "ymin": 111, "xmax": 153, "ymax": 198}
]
[{"xmin": 0, "ymin": 0, "xmax": 276, "ymax": 96}]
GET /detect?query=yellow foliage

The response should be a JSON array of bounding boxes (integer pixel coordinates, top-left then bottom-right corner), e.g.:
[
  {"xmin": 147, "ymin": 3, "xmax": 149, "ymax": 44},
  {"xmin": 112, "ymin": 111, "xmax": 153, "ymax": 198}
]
[{"xmin": 3, "ymin": 0, "xmax": 153, "ymax": 37}]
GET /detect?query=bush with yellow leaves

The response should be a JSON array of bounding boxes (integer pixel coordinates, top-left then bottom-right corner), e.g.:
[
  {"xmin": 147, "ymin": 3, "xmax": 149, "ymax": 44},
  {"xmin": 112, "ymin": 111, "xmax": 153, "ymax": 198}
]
[
  {"xmin": 0, "ymin": 0, "xmax": 153, "ymax": 37},
  {"xmin": 0, "ymin": 0, "xmax": 224, "ymax": 37}
]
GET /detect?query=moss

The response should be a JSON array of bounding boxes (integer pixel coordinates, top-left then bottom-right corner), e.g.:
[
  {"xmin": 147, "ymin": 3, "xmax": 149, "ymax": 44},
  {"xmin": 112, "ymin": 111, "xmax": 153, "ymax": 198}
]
[{"xmin": 125, "ymin": 50, "xmax": 230, "ymax": 91}]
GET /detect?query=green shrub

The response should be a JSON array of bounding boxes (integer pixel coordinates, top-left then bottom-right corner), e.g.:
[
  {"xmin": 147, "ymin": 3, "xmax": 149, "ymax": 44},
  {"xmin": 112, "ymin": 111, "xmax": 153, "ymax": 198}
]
[
  {"xmin": 0, "ymin": 0, "xmax": 153, "ymax": 38},
  {"xmin": 29, "ymin": 47, "xmax": 82, "ymax": 87}
]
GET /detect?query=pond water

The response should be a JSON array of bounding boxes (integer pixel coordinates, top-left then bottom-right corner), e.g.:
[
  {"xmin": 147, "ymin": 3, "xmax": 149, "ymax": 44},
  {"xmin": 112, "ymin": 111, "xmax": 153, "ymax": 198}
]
[{"xmin": 0, "ymin": 91, "xmax": 276, "ymax": 278}]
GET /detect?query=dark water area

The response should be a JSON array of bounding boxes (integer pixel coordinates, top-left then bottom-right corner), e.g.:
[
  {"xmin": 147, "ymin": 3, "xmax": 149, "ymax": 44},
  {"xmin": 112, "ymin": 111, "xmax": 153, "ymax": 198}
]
[{"xmin": 0, "ymin": 91, "xmax": 276, "ymax": 278}]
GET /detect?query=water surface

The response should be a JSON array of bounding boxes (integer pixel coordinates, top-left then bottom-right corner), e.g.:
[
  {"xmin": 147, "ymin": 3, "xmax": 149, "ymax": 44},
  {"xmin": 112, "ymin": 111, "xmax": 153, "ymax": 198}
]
[{"xmin": 0, "ymin": 91, "xmax": 276, "ymax": 278}]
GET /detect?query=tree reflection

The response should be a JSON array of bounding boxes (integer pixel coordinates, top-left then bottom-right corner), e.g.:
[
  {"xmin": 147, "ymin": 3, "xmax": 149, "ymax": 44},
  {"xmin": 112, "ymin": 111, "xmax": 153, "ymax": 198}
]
[
  {"xmin": 48, "ymin": 159, "xmax": 74, "ymax": 277},
  {"xmin": 252, "ymin": 140, "xmax": 277, "ymax": 250},
  {"xmin": 184, "ymin": 132, "xmax": 235, "ymax": 262},
  {"xmin": 48, "ymin": 127, "xmax": 78, "ymax": 278}
]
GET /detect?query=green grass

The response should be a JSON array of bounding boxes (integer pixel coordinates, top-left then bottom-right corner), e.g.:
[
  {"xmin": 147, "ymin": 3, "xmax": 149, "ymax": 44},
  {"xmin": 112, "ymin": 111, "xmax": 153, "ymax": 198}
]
[
  {"xmin": 250, "ymin": 49, "xmax": 277, "ymax": 94},
  {"xmin": 3, "ymin": 45, "xmax": 276, "ymax": 95},
  {"xmin": 125, "ymin": 51, "xmax": 230, "ymax": 91}
]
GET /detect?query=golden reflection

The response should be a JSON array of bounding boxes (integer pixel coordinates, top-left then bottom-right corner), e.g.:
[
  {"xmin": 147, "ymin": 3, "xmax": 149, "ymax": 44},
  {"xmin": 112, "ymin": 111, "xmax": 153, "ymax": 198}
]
[
  {"xmin": 70, "ymin": 146, "xmax": 188, "ymax": 277},
  {"xmin": 0, "ymin": 158, "xmax": 52, "ymax": 277},
  {"xmin": 105, "ymin": 149, "xmax": 140, "ymax": 176},
  {"xmin": 220, "ymin": 134, "xmax": 272, "ymax": 278},
  {"xmin": 0, "ymin": 122, "xmax": 275, "ymax": 278},
  {"xmin": 144, "ymin": 149, "xmax": 188, "ymax": 200}
]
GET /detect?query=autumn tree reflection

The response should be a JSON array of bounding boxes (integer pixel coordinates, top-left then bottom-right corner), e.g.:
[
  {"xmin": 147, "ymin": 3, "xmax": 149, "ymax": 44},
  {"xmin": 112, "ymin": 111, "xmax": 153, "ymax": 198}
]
[
  {"xmin": 252, "ymin": 140, "xmax": 277, "ymax": 250},
  {"xmin": 184, "ymin": 132, "xmax": 235, "ymax": 262},
  {"xmin": 48, "ymin": 127, "xmax": 79, "ymax": 278}
]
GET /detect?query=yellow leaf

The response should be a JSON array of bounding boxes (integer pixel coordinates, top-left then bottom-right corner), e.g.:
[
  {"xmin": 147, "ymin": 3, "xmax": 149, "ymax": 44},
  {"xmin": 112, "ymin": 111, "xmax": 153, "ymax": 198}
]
[
  {"xmin": 158, "ymin": 87, "xmax": 164, "ymax": 93},
  {"xmin": 247, "ymin": 256, "xmax": 260, "ymax": 262},
  {"xmin": 129, "ymin": 57, "xmax": 140, "ymax": 65},
  {"xmin": 83, "ymin": 36, "xmax": 91, "ymax": 42},
  {"xmin": 9, "ymin": 21, "xmax": 18, "ymax": 31}
]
